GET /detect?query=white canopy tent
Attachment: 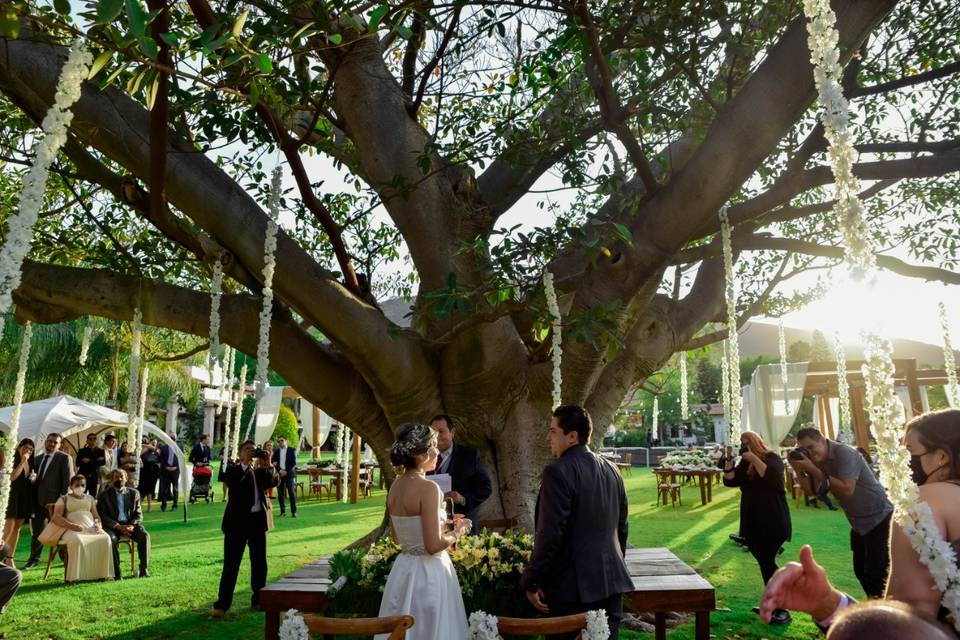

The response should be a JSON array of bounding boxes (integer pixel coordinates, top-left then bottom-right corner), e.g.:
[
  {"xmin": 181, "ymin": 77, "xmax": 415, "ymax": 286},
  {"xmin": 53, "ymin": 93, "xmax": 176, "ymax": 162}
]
[
  {"xmin": 0, "ymin": 395, "xmax": 189, "ymax": 497},
  {"xmin": 741, "ymin": 362, "xmax": 808, "ymax": 447}
]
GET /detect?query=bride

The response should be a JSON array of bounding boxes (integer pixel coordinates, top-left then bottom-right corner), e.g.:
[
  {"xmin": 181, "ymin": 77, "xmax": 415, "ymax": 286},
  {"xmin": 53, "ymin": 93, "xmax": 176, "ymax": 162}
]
[{"xmin": 376, "ymin": 423, "xmax": 471, "ymax": 639}]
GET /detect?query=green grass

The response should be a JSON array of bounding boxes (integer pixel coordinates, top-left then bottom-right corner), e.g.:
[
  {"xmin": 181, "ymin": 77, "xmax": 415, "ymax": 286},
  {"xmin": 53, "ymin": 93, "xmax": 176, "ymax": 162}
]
[{"xmin": 4, "ymin": 470, "xmax": 860, "ymax": 639}]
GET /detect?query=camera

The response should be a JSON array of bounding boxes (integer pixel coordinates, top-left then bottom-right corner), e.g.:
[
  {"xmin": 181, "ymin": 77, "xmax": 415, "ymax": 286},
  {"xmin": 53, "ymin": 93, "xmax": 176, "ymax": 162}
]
[
  {"xmin": 788, "ymin": 447, "xmax": 810, "ymax": 462},
  {"xmin": 252, "ymin": 447, "xmax": 269, "ymax": 460}
]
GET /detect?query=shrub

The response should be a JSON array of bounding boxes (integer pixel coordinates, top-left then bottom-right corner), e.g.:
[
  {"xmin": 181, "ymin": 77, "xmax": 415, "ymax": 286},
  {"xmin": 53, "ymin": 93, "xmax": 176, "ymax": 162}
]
[{"xmin": 270, "ymin": 405, "xmax": 299, "ymax": 445}]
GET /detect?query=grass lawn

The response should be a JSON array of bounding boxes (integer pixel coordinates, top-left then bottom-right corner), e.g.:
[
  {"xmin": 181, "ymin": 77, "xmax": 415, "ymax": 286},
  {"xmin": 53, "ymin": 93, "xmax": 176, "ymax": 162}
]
[{"xmin": 4, "ymin": 469, "xmax": 862, "ymax": 639}]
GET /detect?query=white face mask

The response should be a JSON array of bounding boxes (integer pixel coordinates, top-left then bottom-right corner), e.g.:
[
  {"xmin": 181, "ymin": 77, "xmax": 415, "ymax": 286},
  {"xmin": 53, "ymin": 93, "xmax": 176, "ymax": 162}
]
[{"xmin": 72, "ymin": 486, "xmax": 86, "ymax": 497}]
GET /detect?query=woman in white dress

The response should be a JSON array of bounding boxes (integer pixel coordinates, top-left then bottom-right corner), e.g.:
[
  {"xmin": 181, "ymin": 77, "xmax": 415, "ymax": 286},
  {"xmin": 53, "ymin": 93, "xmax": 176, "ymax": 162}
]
[
  {"xmin": 376, "ymin": 423, "xmax": 472, "ymax": 640},
  {"xmin": 51, "ymin": 474, "xmax": 115, "ymax": 582}
]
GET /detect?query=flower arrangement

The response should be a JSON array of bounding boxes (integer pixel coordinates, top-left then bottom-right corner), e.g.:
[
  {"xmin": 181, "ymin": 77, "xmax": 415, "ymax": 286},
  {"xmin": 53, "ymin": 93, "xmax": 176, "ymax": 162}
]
[
  {"xmin": 254, "ymin": 166, "xmax": 282, "ymax": 402},
  {"xmin": 834, "ymin": 332, "xmax": 853, "ymax": 444},
  {"xmin": 79, "ymin": 323, "xmax": 94, "ymax": 366},
  {"xmin": 0, "ymin": 41, "xmax": 92, "ymax": 340},
  {"xmin": 801, "ymin": 0, "xmax": 876, "ymax": 278},
  {"xmin": 862, "ymin": 332, "xmax": 960, "ymax": 630},
  {"xmin": 207, "ymin": 256, "xmax": 224, "ymax": 382},
  {"xmin": 679, "ymin": 353, "xmax": 689, "ymax": 421},
  {"xmin": 543, "ymin": 271, "xmax": 563, "ymax": 409},
  {"xmin": 719, "ymin": 206, "xmax": 741, "ymax": 444},
  {"xmin": 778, "ymin": 319, "xmax": 790, "ymax": 413},
  {"xmin": 0, "ymin": 323, "xmax": 33, "ymax": 520},
  {"xmin": 278, "ymin": 608, "xmax": 309, "ymax": 640},
  {"xmin": 126, "ymin": 309, "xmax": 142, "ymax": 449},
  {"xmin": 659, "ymin": 449, "xmax": 715, "ymax": 470},
  {"xmin": 940, "ymin": 302, "xmax": 959, "ymax": 407}
]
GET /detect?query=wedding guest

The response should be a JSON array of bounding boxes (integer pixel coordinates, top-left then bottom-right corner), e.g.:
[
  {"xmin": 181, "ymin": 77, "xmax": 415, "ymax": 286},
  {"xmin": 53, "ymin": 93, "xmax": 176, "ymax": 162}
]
[
  {"xmin": 0, "ymin": 540, "xmax": 21, "ymax": 619},
  {"xmin": 98, "ymin": 469, "xmax": 151, "ymax": 579},
  {"xmin": 189, "ymin": 434, "xmax": 212, "ymax": 466},
  {"xmin": 157, "ymin": 440, "xmax": 180, "ymax": 512},
  {"xmin": 138, "ymin": 439, "xmax": 161, "ymax": 513},
  {"xmin": 25, "ymin": 433, "xmax": 73, "ymax": 570},
  {"xmin": 262, "ymin": 441, "xmax": 276, "ymax": 531},
  {"xmin": 51, "ymin": 474, "xmax": 114, "ymax": 582},
  {"xmin": 2, "ymin": 439, "xmax": 34, "ymax": 568},
  {"xmin": 792, "ymin": 428, "xmax": 893, "ymax": 597},
  {"xmin": 75, "ymin": 433, "xmax": 106, "ymax": 496},
  {"xmin": 427, "ymin": 415, "xmax": 491, "ymax": 532},
  {"xmin": 272, "ymin": 436, "xmax": 297, "ymax": 518},
  {"xmin": 211, "ymin": 441, "xmax": 277, "ymax": 617},
  {"xmin": 99, "ymin": 435, "xmax": 119, "ymax": 489},
  {"xmin": 521, "ymin": 405, "xmax": 632, "ymax": 639},
  {"xmin": 117, "ymin": 442, "xmax": 137, "ymax": 478},
  {"xmin": 723, "ymin": 431, "xmax": 792, "ymax": 625}
]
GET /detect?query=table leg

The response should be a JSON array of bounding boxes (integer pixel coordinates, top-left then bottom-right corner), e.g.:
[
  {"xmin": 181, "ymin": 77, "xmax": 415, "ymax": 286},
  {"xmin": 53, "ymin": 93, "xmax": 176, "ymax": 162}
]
[
  {"xmin": 265, "ymin": 610, "xmax": 280, "ymax": 640},
  {"xmin": 654, "ymin": 612, "xmax": 667, "ymax": 640},
  {"xmin": 699, "ymin": 476, "xmax": 707, "ymax": 506},
  {"xmin": 695, "ymin": 611, "xmax": 710, "ymax": 640},
  {"xmin": 336, "ymin": 478, "xmax": 343, "ymax": 501},
  {"xmin": 707, "ymin": 477, "xmax": 713, "ymax": 503}
]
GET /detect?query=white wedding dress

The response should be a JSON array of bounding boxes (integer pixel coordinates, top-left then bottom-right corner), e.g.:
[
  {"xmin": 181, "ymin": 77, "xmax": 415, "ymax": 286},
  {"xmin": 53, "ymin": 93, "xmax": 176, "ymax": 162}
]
[{"xmin": 375, "ymin": 508, "xmax": 468, "ymax": 639}]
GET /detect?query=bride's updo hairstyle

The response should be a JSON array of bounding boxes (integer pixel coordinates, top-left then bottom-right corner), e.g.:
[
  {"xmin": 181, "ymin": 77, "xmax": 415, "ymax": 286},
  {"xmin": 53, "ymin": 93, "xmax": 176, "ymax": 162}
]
[{"xmin": 390, "ymin": 423, "xmax": 437, "ymax": 469}]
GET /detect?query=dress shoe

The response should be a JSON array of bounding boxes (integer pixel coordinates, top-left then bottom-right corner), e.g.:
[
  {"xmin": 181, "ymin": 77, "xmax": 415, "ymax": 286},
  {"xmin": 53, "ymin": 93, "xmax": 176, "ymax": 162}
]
[
  {"xmin": 210, "ymin": 608, "xmax": 226, "ymax": 619},
  {"xmin": 138, "ymin": 568, "xmax": 151, "ymax": 578},
  {"xmin": 751, "ymin": 607, "xmax": 760, "ymax": 615},
  {"xmin": 23, "ymin": 558, "xmax": 39, "ymax": 570},
  {"xmin": 291, "ymin": 513, "xmax": 297, "ymax": 519},
  {"xmin": 770, "ymin": 609, "xmax": 792, "ymax": 625},
  {"xmin": 279, "ymin": 512, "xmax": 285, "ymax": 517}
]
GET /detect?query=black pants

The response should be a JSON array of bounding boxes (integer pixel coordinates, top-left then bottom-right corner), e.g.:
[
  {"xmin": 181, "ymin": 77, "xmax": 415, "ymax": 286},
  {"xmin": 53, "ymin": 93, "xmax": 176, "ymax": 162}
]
[
  {"xmin": 544, "ymin": 593, "xmax": 623, "ymax": 640},
  {"xmin": 214, "ymin": 519, "xmax": 268, "ymax": 611},
  {"xmin": 28, "ymin": 503, "xmax": 52, "ymax": 563},
  {"xmin": 106, "ymin": 526, "xmax": 150, "ymax": 578},
  {"xmin": 277, "ymin": 474, "xmax": 297, "ymax": 515},
  {"xmin": 82, "ymin": 473, "xmax": 99, "ymax": 497},
  {"xmin": 748, "ymin": 536, "xmax": 785, "ymax": 585},
  {"xmin": 851, "ymin": 512, "xmax": 892, "ymax": 598},
  {"xmin": 159, "ymin": 471, "xmax": 178, "ymax": 509}
]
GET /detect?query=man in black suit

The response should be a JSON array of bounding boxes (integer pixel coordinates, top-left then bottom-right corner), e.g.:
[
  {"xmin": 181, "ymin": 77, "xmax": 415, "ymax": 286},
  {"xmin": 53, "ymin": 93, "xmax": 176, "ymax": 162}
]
[
  {"xmin": 25, "ymin": 433, "xmax": 74, "ymax": 569},
  {"xmin": 211, "ymin": 440, "xmax": 277, "ymax": 617},
  {"xmin": 76, "ymin": 432, "xmax": 106, "ymax": 496},
  {"xmin": 272, "ymin": 436, "xmax": 298, "ymax": 518},
  {"xmin": 157, "ymin": 441, "xmax": 180, "ymax": 511},
  {"xmin": 189, "ymin": 434, "xmax": 212, "ymax": 466},
  {"xmin": 427, "ymin": 414, "xmax": 492, "ymax": 533},
  {"xmin": 521, "ymin": 405, "xmax": 632, "ymax": 639},
  {"xmin": 97, "ymin": 469, "xmax": 151, "ymax": 579}
]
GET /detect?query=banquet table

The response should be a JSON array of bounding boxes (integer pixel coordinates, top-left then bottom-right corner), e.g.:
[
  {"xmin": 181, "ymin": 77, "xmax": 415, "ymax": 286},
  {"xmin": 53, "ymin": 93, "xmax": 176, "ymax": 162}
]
[{"xmin": 653, "ymin": 468, "xmax": 721, "ymax": 506}]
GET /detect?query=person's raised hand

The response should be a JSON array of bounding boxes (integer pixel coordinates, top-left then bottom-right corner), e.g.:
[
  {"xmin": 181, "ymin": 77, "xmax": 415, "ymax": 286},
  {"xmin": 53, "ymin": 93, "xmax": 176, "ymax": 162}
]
[
  {"xmin": 526, "ymin": 589, "xmax": 549, "ymax": 614},
  {"xmin": 759, "ymin": 545, "xmax": 841, "ymax": 623}
]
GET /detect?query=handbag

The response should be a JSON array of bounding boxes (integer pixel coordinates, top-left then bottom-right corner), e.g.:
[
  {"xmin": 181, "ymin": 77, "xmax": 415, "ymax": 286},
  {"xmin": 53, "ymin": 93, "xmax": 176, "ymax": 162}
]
[{"xmin": 38, "ymin": 497, "xmax": 68, "ymax": 545}]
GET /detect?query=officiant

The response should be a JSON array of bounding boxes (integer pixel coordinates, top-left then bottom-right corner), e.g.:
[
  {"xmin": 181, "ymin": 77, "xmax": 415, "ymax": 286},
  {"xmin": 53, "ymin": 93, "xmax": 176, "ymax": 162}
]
[{"xmin": 427, "ymin": 415, "xmax": 492, "ymax": 533}]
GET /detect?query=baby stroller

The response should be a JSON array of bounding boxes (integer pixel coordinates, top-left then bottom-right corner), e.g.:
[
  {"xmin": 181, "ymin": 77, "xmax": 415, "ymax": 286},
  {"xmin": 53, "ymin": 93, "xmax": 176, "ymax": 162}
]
[{"xmin": 189, "ymin": 464, "xmax": 214, "ymax": 503}]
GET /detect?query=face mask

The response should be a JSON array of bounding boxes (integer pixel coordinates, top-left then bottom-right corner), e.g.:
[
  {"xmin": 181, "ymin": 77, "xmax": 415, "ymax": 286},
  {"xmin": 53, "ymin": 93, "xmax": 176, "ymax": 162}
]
[
  {"xmin": 72, "ymin": 486, "xmax": 86, "ymax": 497},
  {"xmin": 910, "ymin": 454, "xmax": 948, "ymax": 485},
  {"xmin": 739, "ymin": 444, "xmax": 749, "ymax": 455},
  {"xmin": 113, "ymin": 480, "xmax": 124, "ymax": 489}
]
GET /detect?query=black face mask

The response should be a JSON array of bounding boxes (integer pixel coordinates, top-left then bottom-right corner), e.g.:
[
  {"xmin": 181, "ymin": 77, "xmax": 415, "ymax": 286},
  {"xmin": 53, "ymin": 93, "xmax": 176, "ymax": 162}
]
[
  {"xmin": 113, "ymin": 480, "xmax": 124, "ymax": 490},
  {"xmin": 910, "ymin": 454, "xmax": 948, "ymax": 485},
  {"xmin": 739, "ymin": 444, "xmax": 749, "ymax": 455}
]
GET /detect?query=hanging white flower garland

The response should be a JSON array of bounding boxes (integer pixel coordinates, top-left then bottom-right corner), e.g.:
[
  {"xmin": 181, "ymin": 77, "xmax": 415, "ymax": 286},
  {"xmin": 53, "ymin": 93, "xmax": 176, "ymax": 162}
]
[
  {"xmin": 132, "ymin": 365, "xmax": 150, "ymax": 485},
  {"xmin": 834, "ymin": 332, "xmax": 853, "ymax": 444},
  {"xmin": 207, "ymin": 257, "xmax": 224, "ymax": 381},
  {"xmin": 79, "ymin": 323, "xmax": 94, "ymax": 366},
  {"xmin": 801, "ymin": 0, "xmax": 876, "ymax": 278},
  {"xmin": 862, "ymin": 332, "xmax": 960, "ymax": 629},
  {"xmin": 543, "ymin": 271, "xmax": 563, "ymax": 409},
  {"xmin": 341, "ymin": 425, "xmax": 352, "ymax": 504},
  {"xmin": 0, "ymin": 323, "xmax": 33, "ymax": 520},
  {"xmin": 719, "ymin": 206, "xmax": 741, "ymax": 444},
  {"xmin": 679, "ymin": 353, "xmax": 689, "ymax": 421},
  {"xmin": 652, "ymin": 396, "xmax": 659, "ymax": 442},
  {"xmin": 255, "ymin": 166, "xmax": 282, "ymax": 403},
  {"xmin": 940, "ymin": 302, "xmax": 959, "ymax": 407},
  {"xmin": 778, "ymin": 318, "xmax": 790, "ymax": 413},
  {"xmin": 720, "ymin": 339, "xmax": 731, "ymax": 436},
  {"xmin": 216, "ymin": 345, "xmax": 234, "ymax": 415},
  {"xmin": 278, "ymin": 609, "xmax": 309, "ymax": 640},
  {"xmin": 126, "ymin": 309, "xmax": 143, "ymax": 449},
  {"xmin": 0, "ymin": 41, "xmax": 92, "ymax": 340},
  {"xmin": 230, "ymin": 362, "xmax": 248, "ymax": 460},
  {"xmin": 467, "ymin": 609, "xmax": 609, "ymax": 640}
]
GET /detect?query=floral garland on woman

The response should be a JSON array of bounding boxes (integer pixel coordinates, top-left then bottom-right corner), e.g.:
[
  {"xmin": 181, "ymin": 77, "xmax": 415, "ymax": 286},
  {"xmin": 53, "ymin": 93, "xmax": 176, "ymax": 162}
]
[
  {"xmin": 0, "ymin": 41, "xmax": 92, "ymax": 340},
  {"xmin": 255, "ymin": 167, "xmax": 283, "ymax": 402},
  {"xmin": 0, "ymin": 323, "xmax": 33, "ymax": 519},
  {"xmin": 126, "ymin": 309, "xmax": 143, "ymax": 450},
  {"xmin": 543, "ymin": 271, "xmax": 563, "ymax": 409},
  {"xmin": 862, "ymin": 332, "xmax": 960, "ymax": 629},
  {"xmin": 940, "ymin": 302, "xmax": 959, "ymax": 407},
  {"xmin": 466, "ymin": 608, "xmax": 609, "ymax": 639},
  {"xmin": 801, "ymin": 0, "xmax": 875, "ymax": 277},
  {"xmin": 719, "ymin": 206, "xmax": 741, "ymax": 444}
]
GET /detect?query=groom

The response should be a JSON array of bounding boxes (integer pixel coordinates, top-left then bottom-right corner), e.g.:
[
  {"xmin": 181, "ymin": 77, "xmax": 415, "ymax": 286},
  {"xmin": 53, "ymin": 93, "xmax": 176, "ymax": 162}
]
[{"xmin": 521, "ymin": 405, "xmax": 633, "ymax": 639}]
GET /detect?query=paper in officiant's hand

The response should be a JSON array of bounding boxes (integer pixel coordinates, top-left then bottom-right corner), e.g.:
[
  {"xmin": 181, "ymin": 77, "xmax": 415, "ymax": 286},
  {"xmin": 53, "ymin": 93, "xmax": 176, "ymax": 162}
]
[{"xmin": 428, "ymin": 472, "xmax": 452, "ymax": 493}]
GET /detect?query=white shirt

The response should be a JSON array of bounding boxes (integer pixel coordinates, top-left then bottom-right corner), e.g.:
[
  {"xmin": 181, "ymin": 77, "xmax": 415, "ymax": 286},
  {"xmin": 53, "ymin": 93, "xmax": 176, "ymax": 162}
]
[
  {"xmin": 278, "ymin": 447, "xmax": 289, "ymax": 468},
  {"xmin": 242, "ymin": 464, "xmax": 262, "ymax": 513}
]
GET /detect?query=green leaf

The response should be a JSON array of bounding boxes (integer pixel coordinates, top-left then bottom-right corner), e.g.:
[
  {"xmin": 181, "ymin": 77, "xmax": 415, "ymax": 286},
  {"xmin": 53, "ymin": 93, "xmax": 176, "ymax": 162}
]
[
  {"xmin": 248, "ymin": 78, "xmax": 261, "ymax": 106},
  {"xmin": 446, "ymin": 271, "xmax": 457, "ymax": 290},
  {"xmin": 125, "ymin": 0, "xmax": 147, "ymax": 37},
  {"xmin": 53, "ymin": 0, "xmax": 71, "ymax": 15},
  {"xmin": 87, "ymin": 51, "xmax": 113, "ymax": 79},
  {"xmin": 612, "ymin": 223, "xmax": 633, "ymax": 243},
  {"xmin": 368, "ymin": 5, "xmax": 388, "ymax": 31},
  {"xmin": 0, "ymin": 8, "xmax": 20, "ymax": 39},
  {"xmin": 290, "ymin": 21, "xmax": 315, "ymax": 42},
  {"xmin": 99, "ymin": 61, "xmax": 129, "ymax": 89},
  {"xmin": 231, "ymin": 10, "xmax": 248, "ymax": 38},
  {"xmin": 96, "ymin": 0, "xmax": 124, "ymax": 24},
  {"xmin": 394, "ymin": 24, "xmax": 413, "ymax": 40},
  {"xmin": 253, "ymin": 53, "xmax": 273, "ymax": 73},
  {"xmin": 327, "ymin": 33, "xmax": 342, "ymax": 45},
  {"xmin": 138, "ymin": 35, "xmax": 158, "ymax": 60}
]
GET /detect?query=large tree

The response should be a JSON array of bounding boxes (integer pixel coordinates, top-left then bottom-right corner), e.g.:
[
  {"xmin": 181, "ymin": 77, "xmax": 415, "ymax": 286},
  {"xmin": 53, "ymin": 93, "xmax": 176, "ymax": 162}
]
[{"xmin": 0, "ymin": 0, "xmax": 958, "ymax": 526}]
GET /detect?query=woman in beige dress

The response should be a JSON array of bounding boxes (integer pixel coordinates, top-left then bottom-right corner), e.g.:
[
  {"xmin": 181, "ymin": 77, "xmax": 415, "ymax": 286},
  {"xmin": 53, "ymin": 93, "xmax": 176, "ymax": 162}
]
[{"xmin": 51, "ymin": 474, "xmax": 115, "ymax": 582}]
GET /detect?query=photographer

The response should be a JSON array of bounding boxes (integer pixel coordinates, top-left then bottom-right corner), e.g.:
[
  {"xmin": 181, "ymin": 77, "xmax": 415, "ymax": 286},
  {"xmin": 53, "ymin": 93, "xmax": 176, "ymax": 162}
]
[
  {"xmin": 792, "ymin": 428, "xmax": 893, "ymax": 598},
  {"xmin": 211, "ymin": 440, "xmax": 278, "ymax": 618}
]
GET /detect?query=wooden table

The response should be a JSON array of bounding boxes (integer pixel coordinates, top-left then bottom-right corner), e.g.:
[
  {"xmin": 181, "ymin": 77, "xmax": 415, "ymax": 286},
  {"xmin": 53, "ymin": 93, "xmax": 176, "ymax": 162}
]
[
  {"xmin": 261, "ymin": 548, "xmax": 714, "ymax": 640},
  {"xmin": 296, "ymin": 467, "xmax": 344, "ymax": 501},
  {"xmin": 654, "ymin": 468, "xmax": 721, "ymax": 506}
]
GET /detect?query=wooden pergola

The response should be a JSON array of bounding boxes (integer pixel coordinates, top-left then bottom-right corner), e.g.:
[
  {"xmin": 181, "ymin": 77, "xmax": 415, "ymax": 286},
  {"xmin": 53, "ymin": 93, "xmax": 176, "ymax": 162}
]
[{"xmin": 803, "ymin": 358, "xmax": 948, "ymax": 449}]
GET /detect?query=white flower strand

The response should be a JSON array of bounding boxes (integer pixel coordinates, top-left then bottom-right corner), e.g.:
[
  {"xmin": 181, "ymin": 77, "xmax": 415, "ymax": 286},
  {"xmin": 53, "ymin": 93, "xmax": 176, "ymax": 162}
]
[
  {"xmin": 255, "ymin": 167, "xmax": 282, "ymax": 402},
  {"xmin": 834, "ymin": 332, "xmax": 853, "ymax": 444},
  {"xmin": 341, "ymin": 425, "xmax": 352, "ymax": 504},
  {"xmin": 0, "ymin": 323, "xmax": 33, "ymax": 521},
  {"xmin": 801, "ymin": 0, "xmax": 876, "ymax": 278},
  {"xmin": 467, "ymin": 609, "xmax": 609, "ymax": 640},
  {"xmin": 679, "ymin": 353, "xmax": 689, "ymax": 421},
  {"xmin": 216, "ymin": 345, "xmax": 234, "ymax": 415},
  {"xmin": 543, "ymin": 271, "xmax": 563, "ymax": 409},
  {"xmin": 126, "ymin": 309, "xmax": 143, "ymax": 450},
  {"xmin": 720, "ymin": 339, "xmax": 731, "ymax": 439},
  {"xmin": 79, "ymin": 323, "xmax": 94, "ymax": 366},
  {"xmin": 0, "ymin": 41, "xmax": 93, "ymax": 340},
  {"xmin": 207, "ymin": 257, "xmax": 224, "ymax": 381},
  {"xmin": 278, "ymin": 609, "xmax": 309, "ymax": 640},
  {"xmin": 230, "ymin": 362, "xmax": 247, "ymax": 460},
  {"xmin": 583, "ymin": 609, "xmax": 611, "ymax": 640},
  {"xmin": 940, "ymin": 302, "xmax": 959, "ymax": 407},
  {"xmin": 652, "ymin": 396, "xmax": 659, "ymax": 443},
  {"xmin": 719, "ymin": 206, "xmax": 742, "ymax": 444},
  {"xmin": 862, "ymin": 332, "xmax": 960, "ymax": 630},
  {"xmin": 132, "ymin": 365, "xmax": 150, "ymax": 486},
  {"xmin": 778, "ymin": 318, "xmax": 790, "ymax": 413}
]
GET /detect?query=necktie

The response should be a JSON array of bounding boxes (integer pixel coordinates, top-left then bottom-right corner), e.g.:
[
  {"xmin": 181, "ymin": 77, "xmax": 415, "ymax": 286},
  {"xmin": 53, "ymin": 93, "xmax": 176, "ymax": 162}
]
[
  {"xmin": 37, "ymin": 454, "xmax": 51, "ymax": 480},
  {"xmin": 436, "ymin": 454, "xmax": 444, "ymax": 472}
]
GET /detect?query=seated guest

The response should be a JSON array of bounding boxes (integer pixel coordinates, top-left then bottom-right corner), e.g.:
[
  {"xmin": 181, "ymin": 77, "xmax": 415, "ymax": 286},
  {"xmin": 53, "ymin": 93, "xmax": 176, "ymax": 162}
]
[
  {"xmin": 51, "ymin": 474, "xmax": 114, "ymax": 582},
  {"xmin": 76, "ymin": 433, "xmax": 106, "ymax": 496},
  {"xmin": 427, "ymin": 415, "xmax": 492, "ymax": 532},
  {"xmin": 190, "ymin": 434, "xmax": 212, "ymax": 466},
  {"xmin": 97, "ymin": 469, "xmax": 151, "ymax": 579}
]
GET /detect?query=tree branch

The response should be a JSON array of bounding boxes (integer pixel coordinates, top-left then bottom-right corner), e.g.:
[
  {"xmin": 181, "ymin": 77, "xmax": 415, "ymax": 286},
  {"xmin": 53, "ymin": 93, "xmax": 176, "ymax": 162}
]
[{"xmin": 851, "ymin": 61, "xmax": 960, "ymax": 98}]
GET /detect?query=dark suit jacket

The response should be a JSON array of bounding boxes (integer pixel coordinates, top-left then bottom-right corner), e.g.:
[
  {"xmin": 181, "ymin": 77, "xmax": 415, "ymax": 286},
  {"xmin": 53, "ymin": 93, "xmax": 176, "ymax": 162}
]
[
  {"xmin": 220, "ymin": 462, "xmax": 278, "ymax": 534},
  {"xmin": 272, "ymin": 447, "xmax": 297, "ymax": 475},
  {"xmin": 34, "ymin": 450, "xmax": 74, "ymax": 508},
  {"xmin": 76, "ymin": 447, "xmax": 106, "ymax": 476},
  {"xmin": 520, "ymin": 444, "xmax": 632, "ymax": 604},
  {"xmin": 97, "ymin": 486, "xmax": 145, "ymax": 531},
  {"xmin": 189, "ymin": 443, "xmax": 212, "ymax": 465},
  {"xmin": 428, "ymin": 443, "xmax": 492, "ymax": 515},
  {"xmin": 158, "ymin": 444, "xmax": 180, "ymax": 471}
]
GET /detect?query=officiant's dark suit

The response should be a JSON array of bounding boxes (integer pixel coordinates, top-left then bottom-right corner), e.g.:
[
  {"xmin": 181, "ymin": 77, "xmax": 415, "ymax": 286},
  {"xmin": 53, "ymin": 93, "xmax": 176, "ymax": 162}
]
[
  {"xmin": 427, "ymin": 415, "xmax": 491, "ymax": 531},
  {"xmin": 98, "ymin": 469, "xmax": 151, "ymax": 578},
  {"xmin": 521, "ymin": 405, "xmax": 632, "ymax": 640},
  {"xmin": 212, "ymin": 441, "xmax": 278, "ymax": 615}
]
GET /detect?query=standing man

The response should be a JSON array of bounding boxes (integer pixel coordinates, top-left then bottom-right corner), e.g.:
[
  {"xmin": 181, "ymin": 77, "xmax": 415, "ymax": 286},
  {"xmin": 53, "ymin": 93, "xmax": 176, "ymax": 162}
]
[
  {"xmin": 157, "ymin": 440, "xmax": 180, "ymax": 512},
  {"xmin": 76, "ymin": 432, "xmax": 106, "ymax": 496},
  {"xmin": 272, "ymin": 436, "xmax": 298, "ymax": 518},
  {"xmin": 190, "ymin": 434, "xmax": 212, "ymax": 466},
  {"xmin": 521, "ymin": 406, "xmax": 632, "ymax": 639},
  {"xmin": 792, "ymin": 428, "xmax": 893, "ymax": 598},
  {"xmin": 427, "ymin": 414, "xmax": 492, "ymax": 532},
  {"xmin": 97, "ymin": 469, "xmax": 151, "ymax": 579},
  {"xmin": 24, "ymin": 433, "xmax": 73, "ymax": 570},
  {"xmin": 211, "ymin": 440, "xmax": 277, "ymax": 617}
]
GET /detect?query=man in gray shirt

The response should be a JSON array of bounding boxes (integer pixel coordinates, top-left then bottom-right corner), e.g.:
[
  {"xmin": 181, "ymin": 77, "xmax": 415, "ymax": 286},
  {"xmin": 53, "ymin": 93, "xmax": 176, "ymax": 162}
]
[{"xmin": 791, "ymin": 428, "xmax": 893, "ymax": 597}]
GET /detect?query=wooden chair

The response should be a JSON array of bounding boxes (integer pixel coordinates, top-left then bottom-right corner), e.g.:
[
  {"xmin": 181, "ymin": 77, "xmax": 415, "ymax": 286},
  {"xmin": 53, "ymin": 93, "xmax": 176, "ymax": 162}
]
[
  {"xmin": 496, "ymin": 613, "xmax": 588, "ymax": 638},
  {"xmin": 615, "ymin": 453, "xmax": 633, "ymax": 476},
  {"xmin": 42, "ymin": 503, "xmax": 69, "ymax": 580},
  {"xmin": 477, "ymin": 517, "xmax": 518, "ymax": 533},
  {"xmin": 301, "ymin": 613, "xmax": 414, "ymax": 639},
  {"xmin": 654, "ymin": 470, "xmax": 681, "ymax": 507}
]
